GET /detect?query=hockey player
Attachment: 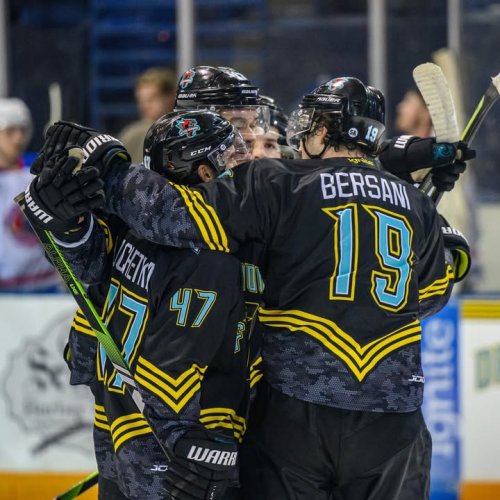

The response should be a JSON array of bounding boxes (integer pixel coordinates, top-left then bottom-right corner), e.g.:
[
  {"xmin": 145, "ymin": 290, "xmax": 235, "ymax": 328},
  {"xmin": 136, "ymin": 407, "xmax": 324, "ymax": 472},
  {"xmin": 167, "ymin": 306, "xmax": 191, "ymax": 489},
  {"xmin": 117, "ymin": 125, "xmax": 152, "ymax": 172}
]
[
  {"xmin": 28, "ymin": 79, "xmax": 472, "ymax": 500},
  {"xmin": 251, "ymin": 95, "xmax": 294, "ymax": 160},
  {"xmin": 33, "ymin": 112, "xmax": 251, "ymax": 500},
  {"xmin": 175, "ymin": 65, "xmax": 270, "ymax": 153}
]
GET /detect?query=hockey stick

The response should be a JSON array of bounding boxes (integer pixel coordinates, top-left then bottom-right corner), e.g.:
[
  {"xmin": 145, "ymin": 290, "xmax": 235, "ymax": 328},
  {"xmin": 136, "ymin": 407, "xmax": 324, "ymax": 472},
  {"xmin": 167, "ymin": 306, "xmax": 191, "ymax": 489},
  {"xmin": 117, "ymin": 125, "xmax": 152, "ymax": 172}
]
[
  {"xmin": 413, "ymin": 62, "xmax": 460, "ymax": 143},
  {"xmin": 54, "ymin": 471, "xmax": 98, "ymax": 500},
  {"xmin": 13, "ymin": 194, "xmax": 177, "ymax": 497},
  {"xmin": 416, "ymin": 65, "xmax": 500, "ymax": 204},
  {"xmin": 412, "ymin": 63, "xmax": 459, "ymax": 205},
  {"xmin": 14, "ymin": 156, "xmax": 175, "ymax": 497}
]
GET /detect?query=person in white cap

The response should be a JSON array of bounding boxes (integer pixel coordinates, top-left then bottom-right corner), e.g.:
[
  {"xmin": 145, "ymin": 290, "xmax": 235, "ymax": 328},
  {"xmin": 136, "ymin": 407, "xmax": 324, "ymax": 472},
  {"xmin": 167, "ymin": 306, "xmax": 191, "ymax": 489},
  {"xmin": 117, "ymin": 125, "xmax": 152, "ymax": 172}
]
[{"xmin": 0, "ymin": 97, "xmax": 61, "ymax": 292}]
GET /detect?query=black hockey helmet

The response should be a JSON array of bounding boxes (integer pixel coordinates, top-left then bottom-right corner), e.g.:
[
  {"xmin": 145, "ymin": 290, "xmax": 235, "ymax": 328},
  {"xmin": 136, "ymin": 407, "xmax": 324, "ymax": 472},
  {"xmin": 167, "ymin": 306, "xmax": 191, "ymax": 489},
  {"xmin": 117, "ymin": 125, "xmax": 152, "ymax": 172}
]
[
  {"xmin": 287, "ymin": 77, "xmax": 386, "ymax": 154},
  {"xmin": 143, "ymin": 110, "xmax": 248, "ymax": 185},
  {"xmin": 175, "ymin": 66, "xmax": 270, "ymax": 133},
  {"xmin": 258, "ymin": 95, "xmax": 288, "ymax": 144}
]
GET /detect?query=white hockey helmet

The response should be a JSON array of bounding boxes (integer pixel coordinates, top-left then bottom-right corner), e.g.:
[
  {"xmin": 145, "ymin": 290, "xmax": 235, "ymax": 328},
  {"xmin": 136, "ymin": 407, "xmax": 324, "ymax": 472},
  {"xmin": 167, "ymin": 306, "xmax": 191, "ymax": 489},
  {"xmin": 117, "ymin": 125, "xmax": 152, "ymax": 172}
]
[{"xmin": 0, "ymin": 98, "xmax": 33, "ymax": 142}]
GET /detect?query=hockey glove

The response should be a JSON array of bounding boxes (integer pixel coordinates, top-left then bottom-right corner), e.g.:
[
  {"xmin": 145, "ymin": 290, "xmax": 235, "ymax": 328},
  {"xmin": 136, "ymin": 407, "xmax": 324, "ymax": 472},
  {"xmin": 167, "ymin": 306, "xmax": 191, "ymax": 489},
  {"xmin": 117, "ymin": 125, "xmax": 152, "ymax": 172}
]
[
  {"xmin": 163, "ymin": 430, "xmax": 238, "ymax": 500},
  {"xmin": 31, "ymin": 120, "xmax": 130, "ymax": 177},
  {"xmin": 24, "ymin": 152, "xmax": 104, "ymax": 233},
  {"xmin": 379, "ymin": 136, "xmax": 459, "ymax": 183},
  {"xmin": 431, "ymin": 142, "xmax": 475, "ymax": 192},
  {"xmin": 440, "ymin": 215, "xmax": 471, "ymax": 283}
]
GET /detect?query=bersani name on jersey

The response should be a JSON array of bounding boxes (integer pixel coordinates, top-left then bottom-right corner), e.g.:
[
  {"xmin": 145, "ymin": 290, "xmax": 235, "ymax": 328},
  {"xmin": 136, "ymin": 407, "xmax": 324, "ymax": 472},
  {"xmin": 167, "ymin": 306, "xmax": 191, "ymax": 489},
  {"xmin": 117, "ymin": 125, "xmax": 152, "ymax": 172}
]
[{"xmin": 320, "ymin": 171, "xmax": 411, "ymax": 209}]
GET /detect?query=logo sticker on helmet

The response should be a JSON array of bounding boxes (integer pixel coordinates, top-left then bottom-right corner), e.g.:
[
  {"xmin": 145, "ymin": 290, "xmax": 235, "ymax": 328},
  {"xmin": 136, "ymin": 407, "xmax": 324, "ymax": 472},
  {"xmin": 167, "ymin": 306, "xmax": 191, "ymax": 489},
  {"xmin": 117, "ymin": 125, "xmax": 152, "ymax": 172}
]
[
  {"xmin": 328, "ymin": 79, "xmax": 345, "ymax": 91},
  {"xmin": 176, "ymin": 118, "xmax": 201, "ymax": 138},
  {"xmin": 179, "ymin": 69, "xmax": 196, "ymax": 89},
  {"xmin": 348, "ymin": 128, "xmax": 358, "ymax": 138}
]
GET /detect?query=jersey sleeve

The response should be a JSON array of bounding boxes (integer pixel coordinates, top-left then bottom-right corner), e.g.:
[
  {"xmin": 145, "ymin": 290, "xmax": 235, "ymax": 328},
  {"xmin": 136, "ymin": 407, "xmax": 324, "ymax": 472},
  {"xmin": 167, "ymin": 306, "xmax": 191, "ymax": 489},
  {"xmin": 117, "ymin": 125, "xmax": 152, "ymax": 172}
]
[
  {"xmin": 103, "ymin": 161, "xmax": 278, "ymax": 253},
  {"xmin": 53, "ymin": 215, "xmax": 120, "ymax": 284},
  {"xmin": 415, "ymin": 196, "xmax": 455, "ymax": 318},
  {"xmin": 131, "ymin": 251, "xmax": 247, "ymax": 449},
  {"xmin": 64, "ymin": 283, "xmax": 109, "ymax": 386}
]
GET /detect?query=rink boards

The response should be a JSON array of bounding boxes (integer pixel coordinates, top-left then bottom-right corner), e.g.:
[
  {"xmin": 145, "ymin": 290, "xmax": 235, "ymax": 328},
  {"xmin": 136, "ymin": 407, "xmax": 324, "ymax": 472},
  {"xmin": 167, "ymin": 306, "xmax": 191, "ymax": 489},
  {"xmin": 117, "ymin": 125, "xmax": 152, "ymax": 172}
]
[{"xmin": 0, "ymin": 295, "xmax": 498, "ymax": 500}]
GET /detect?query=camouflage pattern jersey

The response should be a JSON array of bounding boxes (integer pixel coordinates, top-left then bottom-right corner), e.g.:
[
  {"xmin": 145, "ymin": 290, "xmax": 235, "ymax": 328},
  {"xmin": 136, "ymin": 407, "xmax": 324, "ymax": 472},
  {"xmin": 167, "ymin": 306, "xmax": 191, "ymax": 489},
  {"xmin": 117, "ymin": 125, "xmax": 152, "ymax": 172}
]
[{"xmin": 59, "ymin": 156, "xmax": 456, "ymax": 414}]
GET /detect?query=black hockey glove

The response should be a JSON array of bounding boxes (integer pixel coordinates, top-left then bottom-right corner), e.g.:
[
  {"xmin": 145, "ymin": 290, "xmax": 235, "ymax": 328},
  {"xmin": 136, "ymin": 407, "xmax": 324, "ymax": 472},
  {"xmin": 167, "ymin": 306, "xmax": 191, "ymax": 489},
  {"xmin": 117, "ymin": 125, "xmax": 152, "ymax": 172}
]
[
  {"xmin": 163, "ymin": 430, "xmax": 238, "ymax": 500},
  {"xmin": 31, "ymin": 121, "xmax": 130, "ymax": 177},
  {"xmin": 24, "ymin": 152, "xmax": 104, "ymax": 233},
  {"xmin": 379, "ymin": 136, "xmax": 459, "ymax": 183},
  {"xmin": 431, "ymin": 142, "xmax": 475, "ymax": 192},
  {"xmin": 440, "ymin": 215, "xmax": 471, "ymax": 283}
]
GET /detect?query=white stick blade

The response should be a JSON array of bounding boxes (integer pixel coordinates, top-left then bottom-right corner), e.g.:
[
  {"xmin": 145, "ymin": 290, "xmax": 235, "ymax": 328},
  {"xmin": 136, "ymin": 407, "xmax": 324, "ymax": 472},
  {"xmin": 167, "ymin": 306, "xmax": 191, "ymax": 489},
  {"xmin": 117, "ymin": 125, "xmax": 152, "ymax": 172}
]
[{"xmin": 413, "ymin": 62, "xmax": 460, "ymax": 142}]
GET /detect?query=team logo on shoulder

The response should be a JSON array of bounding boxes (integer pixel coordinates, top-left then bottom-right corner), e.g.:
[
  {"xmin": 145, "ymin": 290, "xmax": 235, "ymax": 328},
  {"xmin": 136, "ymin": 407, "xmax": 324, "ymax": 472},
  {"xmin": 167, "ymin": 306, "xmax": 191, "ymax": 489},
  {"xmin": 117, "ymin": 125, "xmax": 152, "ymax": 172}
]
[
  {"xmin": 179, "ymin": 69, "xmax": 195, "ymax": 89},
  {"xmin": 176, "ymin": 118, "xmax": 200, "ymax": 138}
]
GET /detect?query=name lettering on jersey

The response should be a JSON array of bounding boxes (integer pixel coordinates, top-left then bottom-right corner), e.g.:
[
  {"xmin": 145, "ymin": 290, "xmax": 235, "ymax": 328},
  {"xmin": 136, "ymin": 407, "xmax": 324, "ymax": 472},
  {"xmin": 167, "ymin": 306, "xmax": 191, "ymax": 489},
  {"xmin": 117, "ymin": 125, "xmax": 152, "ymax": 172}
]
[
  {"xmin": 320, "ymin": 172, "xmax": 411, "ymax": 210},
  {"xmin": 24, "ymin": 187, "xmax": 54, "ymax": 223},
  {"xmin": 393, "ymin": 134, "xmax": 414, "ymax": 149},
  {"xmin": 187, "ymin": 445, "xmax": 238, "ymax": 467},
  {"xmin": 113, "ymin": 240, "xmax": 155, "ymax": 290}
]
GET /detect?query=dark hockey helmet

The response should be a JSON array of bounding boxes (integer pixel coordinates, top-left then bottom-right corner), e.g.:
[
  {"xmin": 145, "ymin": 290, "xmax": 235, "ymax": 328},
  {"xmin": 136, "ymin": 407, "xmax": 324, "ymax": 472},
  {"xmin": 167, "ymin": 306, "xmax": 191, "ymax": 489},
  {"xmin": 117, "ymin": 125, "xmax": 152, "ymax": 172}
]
[
  {"xmin": 143, "ymin": 110, "xmax": 248, "ymax": 185},
  {"xmin": 287, "ymin": 77, "xmax": 386, "ymax": 154},
  {"xmin": 175, "ymin": 66, "xmax": 270, "ymax": 132},
  {"xmin": 258, "ymin": 95, "xmax": 288, "ymax": 145}
]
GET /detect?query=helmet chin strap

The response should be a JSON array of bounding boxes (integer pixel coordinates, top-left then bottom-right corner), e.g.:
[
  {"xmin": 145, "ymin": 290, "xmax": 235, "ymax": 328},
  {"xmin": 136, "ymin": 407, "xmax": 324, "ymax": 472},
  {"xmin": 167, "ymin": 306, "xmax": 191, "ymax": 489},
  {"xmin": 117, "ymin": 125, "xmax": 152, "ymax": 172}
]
[{"xmin": 301, "ymin": 137, "xmax": 328, "ymax": 159}]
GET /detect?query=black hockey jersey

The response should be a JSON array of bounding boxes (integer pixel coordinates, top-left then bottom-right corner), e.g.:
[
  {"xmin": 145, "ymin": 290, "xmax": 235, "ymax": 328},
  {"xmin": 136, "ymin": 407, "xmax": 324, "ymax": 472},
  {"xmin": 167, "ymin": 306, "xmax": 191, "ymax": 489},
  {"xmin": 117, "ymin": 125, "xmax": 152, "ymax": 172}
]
[
  {"xmin": 63, "ymin": 156, "xmax": 456, "ymax": 414},
  {"xmin": 65, "ymin": 220, "xmax": 247, "ymax": 499}
]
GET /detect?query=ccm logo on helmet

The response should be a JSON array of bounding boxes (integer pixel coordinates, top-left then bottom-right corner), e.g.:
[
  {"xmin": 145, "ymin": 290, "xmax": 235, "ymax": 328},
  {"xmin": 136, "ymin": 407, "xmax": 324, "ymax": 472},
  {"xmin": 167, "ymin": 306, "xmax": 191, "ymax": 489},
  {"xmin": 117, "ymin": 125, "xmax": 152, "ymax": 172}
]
[
  {"xmin": 82, "ymin": 135, "xmax": 119, "ymax": 163},
  {"xmin": 190, "ymin": 146, "xmax": 212, "ymax": 156},
  {"xmin": 187, "ymin": 445, "xmax": 238, "ymax": 467}
]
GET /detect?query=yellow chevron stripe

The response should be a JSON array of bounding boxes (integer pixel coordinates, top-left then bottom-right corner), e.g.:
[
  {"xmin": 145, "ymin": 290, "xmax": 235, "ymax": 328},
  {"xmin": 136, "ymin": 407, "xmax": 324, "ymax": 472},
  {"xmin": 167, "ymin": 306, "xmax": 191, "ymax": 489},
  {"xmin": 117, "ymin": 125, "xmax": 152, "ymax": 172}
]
[
  {"xmin": 190, "ymin": 189, "xmax": 229, "ymax": 252},
  {"xmin": 94, "ymin": 419, "xmax": 110, "ymax": 431},
  {"xmin": 95, "ymin": 413, "xmax": 108, "ymax": 423},
  {"xmin": 266, "ymin": 316, "xmax": 420, "ymax": 366},
  {"xmin": 171, "ymin": 184, "xmax": 220, "ymax": 251},
  {"xmin": 113, "ymin": 426, "xmax": 152, "ymax": 452},
  {"xmin": 135, "ymin": 374, "xmax": 201, "ymax": 413},
  {"xmin": 356, "ymin": 334, "xmax": 421, "ymax": 380},
  {"xmin": 259, "ymin": 309, "xmax": 421, "ymax": 382},
  {"xmin": 112, "ymin": 419, "xmax": 150, "ymax": 443},
  {"xmin": 250, "ymin": 356, "xmax": 262, "ymax": 369},
  {"xmin": 135, "ymin": 365, "xmax": 201, "ymax": 399},
  {"xmin": 250, "ymin": 368, "xmax": 262, "ymax": 382},
  {"xmin": 259, "ymin": 309, "xmax": 419, "ymax": 362},
  {"xmin": 199, "ymin": 417, "xmax": 246, "ymax": 433},
  {"xmin": 199, "ymin": 408, "xmax": 246, "ymax": 441},
  {"xmin": 250, "ymin": 373, "xmax": 263, "ymax": 388},
  {"xmin": 419, "ymin": 285, "xmax": 450, "ymax": 300},
  {"xmin": 199, "ymin": 408, "xmax": 246, "ymax": 426},
  {"xmin": 71, "ymin": 320, "xmax": 95, "ymax": 337},
  {"xmin": 137, "ymin": 357, "xmax": 207, "ymax": 385},
  {"xmin": 419, "ymin": 266, "xmax": 453, "ymax": 295},
  {"xmin": 202, "ymin": 422, "xmax": 244, "ymax": 441},
  {"xmin": 95, "ymin": 404, "xmax": 105, "ymax": 412},
  {"xmin": 74, "ymin": 311, "xmax": 90, "ymax": 324},
  {"xmin": 110, "ymin": 413, "xmax": 146, "ymax": 432}
]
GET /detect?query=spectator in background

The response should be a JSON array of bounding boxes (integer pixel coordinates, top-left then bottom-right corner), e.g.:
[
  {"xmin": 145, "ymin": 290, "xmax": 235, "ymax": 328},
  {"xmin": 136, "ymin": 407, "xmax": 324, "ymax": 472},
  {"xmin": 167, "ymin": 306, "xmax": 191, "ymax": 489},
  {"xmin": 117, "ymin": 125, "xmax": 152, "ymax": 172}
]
[
  {"xmin": 395, "ymin": 88, "xmax": 480, "ymax": 291},
  {"xmin": 0, "ymin": 98, "xmax": 62, "ymax": 293},
  {"xmin": 118, "ymin": 67, "xmax": 177, "ymax": 163}
]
